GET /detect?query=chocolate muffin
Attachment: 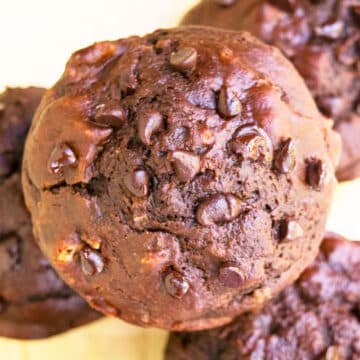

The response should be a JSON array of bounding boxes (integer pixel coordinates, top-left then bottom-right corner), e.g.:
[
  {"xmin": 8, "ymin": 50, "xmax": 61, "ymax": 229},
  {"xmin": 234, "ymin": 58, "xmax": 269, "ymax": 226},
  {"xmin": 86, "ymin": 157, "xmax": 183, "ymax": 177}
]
[
  {"xmin": 0, "ymin": 87, "xmax": 100, "ymax": 339},
  {"xmin": 182, "ymin": 0, "xmax": 360, "ymax": 181},
  {"xmin": 166, "ymin": 233, "xmax": 360, "ymax": 360},
  {"xmin": 23, "ymin": 27, "xmax": 340, "ymax": 330}
]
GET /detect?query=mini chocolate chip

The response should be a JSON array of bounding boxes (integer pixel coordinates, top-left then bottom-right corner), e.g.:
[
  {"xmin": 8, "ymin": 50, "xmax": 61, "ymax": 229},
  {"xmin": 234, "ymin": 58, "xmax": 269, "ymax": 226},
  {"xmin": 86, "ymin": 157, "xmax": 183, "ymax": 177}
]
[
  {"xmin": 218, "ymin": 86, "xmax": 242, "ymax": 118},
  {"xmin": 213, "ymin": 0, "xmax": 236, "ymax": 6},
  {"xmin": 94, "ymin": 102, "xmax": 126, "ymax": 127},
  {"xmin": 196, "ymin": 194, "xmax": 241, "ymax": 226},
  {"xmin": 171, "ymin": 151, "xmax": 200, "ymax": 182},
  {"xmin": 314, "ymin": 20, "xmax": 344, "ymax": 40},
  {"xmin": 164, "ymin": 270, "xmax": 190, "ymax": 299},
  {"xmin": 273, "ymin": 138, "xmax": 296, "ymax": 174},
  {"xmin": 137, "ymin": 111, "xmax": 163, "ymax": 145},
  {"xmin": 219, "ymin": 263, "xmax": 245, "ymax": 288},
  {"xmin": 305, "ymin": 158, "xmax": 326, "ymax": 191},
  {"xmin": 80, "ymin": 247, "xmax": 104, "ymax": 276},
  {"xmin": 279, "ymin": 219, "xmax": 304, "ymax": 242},
  {"xmin": 170, "ymin": 47, "xmax": 198, "ymax": 73},
  {"xmin": 230, "ymin": 125, "xmax": 273, "ymax": 162},
  {"xmin": 124, "ymin": 169, "xmax": 150, "ymax": 197},
  {"xmin": 48, "ymin": 143, "xmax": 77, "ymax": 175}
]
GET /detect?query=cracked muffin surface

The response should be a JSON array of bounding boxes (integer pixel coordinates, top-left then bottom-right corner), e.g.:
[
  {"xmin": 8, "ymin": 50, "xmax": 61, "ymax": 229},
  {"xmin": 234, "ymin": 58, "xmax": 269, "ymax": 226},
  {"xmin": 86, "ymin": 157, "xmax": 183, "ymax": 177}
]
[
  {"xmin": 0, "ymin": 87, "xmax": 100, "ymax": 339},
  {"xmin": 23, "ymin": 27, "xmax": 340, "ymax": 330},
  {"xmin": 182, "ymin": 0, "xmax": 360, "ymax": 181},
  {"xmin": 166, "ymin": 233, "xmax": 360, "ymax": 360}
]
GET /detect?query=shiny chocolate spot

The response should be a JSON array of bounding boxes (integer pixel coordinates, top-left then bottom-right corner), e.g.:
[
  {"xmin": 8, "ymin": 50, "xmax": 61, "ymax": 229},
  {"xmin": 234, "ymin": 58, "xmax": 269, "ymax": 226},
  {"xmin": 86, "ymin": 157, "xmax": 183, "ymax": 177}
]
[
  {"xmin": 124, "ymin": 169, "xmax": 150, "ymax": 197},
  {"xmin": 315, "ymin": 20, "xmax": 344, "ymax": 40},
  {"xmin": 219, "ymin": 263, "xmax": 245, "ymax": 288},
  {"xmin": 170, "ymin": 47, "xmax": 198, "ymax": 74},
  {"xmin": 273, "ymin": 138, "xmax": 296, "ymax": 174},
  {"xmin": 171, "ymin": 151, "xmax": 200, "ymax": 182},
  {"xmin": 137, "ymin": 111, "xmax": 163, "ymax": 145},
  {"xmin": 164, "ymin": 270, "xmax": 190, "ymax": 299},
  {"xmin": 213, "ymin": 0, "xmax": 236, "ymax": 7},
  {"xmin": 196, "ymin": 194, "xmax": 241, "ymax": 226},
  {"xmin": 80, "ymin": 247, "xmax": 104, "ymax": 276},
  {"xmin": 305, "ymin": 158, "xmax": 326, "ymax": 191},
  {"xmin": 279, "ymin": 219, "xmax": 304, "ymax": 242},
  {"xmin": 48, "ymin": 143, "xmax": 77, "ymax": 175},
  {"xmin": 94, "ymin": 102, "xmax": 126, "ymax": 127},
  {"xmin": 218, "ymin": 86, "xmax": 242, "ymax": 118},
  {"xmin": 230, "ymin": 125, "xmax": 273, "ymax": 162}
]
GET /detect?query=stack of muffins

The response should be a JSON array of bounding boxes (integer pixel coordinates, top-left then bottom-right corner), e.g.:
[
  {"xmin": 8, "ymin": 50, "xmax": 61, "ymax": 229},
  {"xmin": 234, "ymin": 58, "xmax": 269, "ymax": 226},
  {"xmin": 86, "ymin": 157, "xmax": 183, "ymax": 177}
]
[{"xmin": 0, "ymin": 0, "xmax": 359, "ymax": 358}]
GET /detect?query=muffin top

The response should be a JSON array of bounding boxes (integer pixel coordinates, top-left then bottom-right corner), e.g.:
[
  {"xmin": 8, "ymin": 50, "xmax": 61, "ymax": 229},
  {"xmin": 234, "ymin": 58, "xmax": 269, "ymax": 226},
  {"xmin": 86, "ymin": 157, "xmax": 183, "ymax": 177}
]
[{"xmin": 23, "ymin": 26, "xmax": 339, "ymax": 330}]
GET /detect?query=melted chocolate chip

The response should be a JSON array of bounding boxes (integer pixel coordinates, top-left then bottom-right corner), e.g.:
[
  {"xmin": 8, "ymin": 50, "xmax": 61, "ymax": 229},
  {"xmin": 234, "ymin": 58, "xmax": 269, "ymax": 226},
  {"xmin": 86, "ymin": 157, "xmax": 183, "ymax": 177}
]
[
  {"xmin": 218, "ymin": 86, "xmax": 242, "ymax": 118},
  {"xmin": 279, "ymin": 219, "xmax": 304, "ymax": 242},
  {"xmin": 196, "ymin": 194, "xmax": 241, "ymax": 226},
  {"xmin": 273, "ymin": 138, "xmax": 296, "ymax": 174},
  {"xmin": 219, "ymin": 263, "xmax": 245, "ymax": 288},
  {"xmin": 164, "ymin": 270, "xmax": 190, "ymax": 299},
  {"xmin": 314, "ymin": 20, "xmax": 344, "ymax": 40},
  {"xmin": 137, "ymin": 111, "xmax": 163, "ymax": 145},
  {"xmin": 124, "ymin": 169, "xmax": 150, "ymax": 197},
  {"xmin": 170, "ymin": 47, "xmax": 198, "ymax": 74},
  {"xmin": 230, "ymin": 125, "xmax": 273, "ymax": 162},
  {"xmin": 171, "ymin": 151, "xmax": 200, "ymax": 182},
  {"xmin": 94, "ymin": 102, "xmax": 126, "ymax": 127},
  {"xmin": 80, "ymin": 247, "xmax": 104, "ymax": 276},
  {"xmin": 305, "ymin": 158, "xmax": 326, "ymax": 191},
  {"xmin": 48, "ymin": 143, "xmax": 77, "ymax": 175}
]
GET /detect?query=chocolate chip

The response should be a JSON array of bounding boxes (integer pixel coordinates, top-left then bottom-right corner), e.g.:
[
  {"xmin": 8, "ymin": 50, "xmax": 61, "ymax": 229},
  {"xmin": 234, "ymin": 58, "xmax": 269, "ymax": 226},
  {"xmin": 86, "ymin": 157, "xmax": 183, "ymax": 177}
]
[
  {"xmin": 196, "ymin": 194, "xmax": 241, "ymax": 226},
  {"xmin": 119, "ymin": 70, "xmax": 137, "ymax": 97},
  {"xmin": 124, "ymin": 169, "xmax": 150, "ymax": 197},
  {"xmin": 164, "ymin": 270, "xmax": 190, "ymax": 299},
  {"xmin": 305, "ymin": 158, "xmax": 326, "ymax": 191},
  {"xmin": 273, "ymin": 138, "xmax": 296, "ymax": 174},
  {"xmin": 230, "ymin": 126, "xmax": 273, "ymax": 162},
  {"xmin": 80, "ymin": 247, "xmax": 104, "ymax": 276},
  {"xmin": 219, "ymin": 263, "xmax": 245, "ymax": 288},
  {"xmin": 48, "ymin": 143, "xmax": 77, "ymax": 175},
  {"xmin": 218, "ymin": 86, "xmax": 242, "ymax": 118},
  {"xmin": 314, "ymin": 20, "xmax": 344, "ymax": 40},
  {"xmin": 170, "ymin": 47, "xmax": 198, "ymax": 74},
  {"xmin": 213, "ymin": 0, "xmax": 236, "ymax": 6},
  {"xmin": 278, "ymin": 219, "xmax": 303, "ymax": 242},
  {"xmin": 137, "ymin": 111, "xmax": 163, "ymax": 145},
  {"xmin": 94, "ymin": 102, "xmax": 126, "ymax": 127},
  {"xmin": 171, "ymin": 151, "xmax": 200, "ymax": 182}
]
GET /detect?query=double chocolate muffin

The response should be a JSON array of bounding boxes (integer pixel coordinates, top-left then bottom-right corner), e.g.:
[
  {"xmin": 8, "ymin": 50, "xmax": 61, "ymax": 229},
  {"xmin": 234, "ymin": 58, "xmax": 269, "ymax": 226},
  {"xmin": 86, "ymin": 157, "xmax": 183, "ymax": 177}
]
[
  {"xmin": 182, "ymin": 0, "xmax": 360, "ymax": 181},
  {"xmin": 0, "ymin": 87, "xmax": 100, "ymax": 339},
  {"xmin": 22, "ymin": 27, "xmax": 340, "ymax": 330},
  {"xmin": 166, "ymin": 233, "xmax": 360, "ymax": 359}
]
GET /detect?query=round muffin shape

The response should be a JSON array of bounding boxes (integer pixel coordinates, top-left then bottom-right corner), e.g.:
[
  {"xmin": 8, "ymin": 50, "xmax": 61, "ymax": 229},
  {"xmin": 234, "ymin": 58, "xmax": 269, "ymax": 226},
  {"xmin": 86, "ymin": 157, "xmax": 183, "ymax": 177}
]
[
  {"xmin": 0, "ymin": 88, "xmax": 100, "ymax": 339},
  {"xmin": 182, "ymin": 0, "xmax": 360, "ymax": 181},
  {"xmin": 166, "ymin": 233, "xmax": 360, "ymax": 359},
  {"xmin": 23, "ymin": 27, "xmax": 340, "ymax": 330}
]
